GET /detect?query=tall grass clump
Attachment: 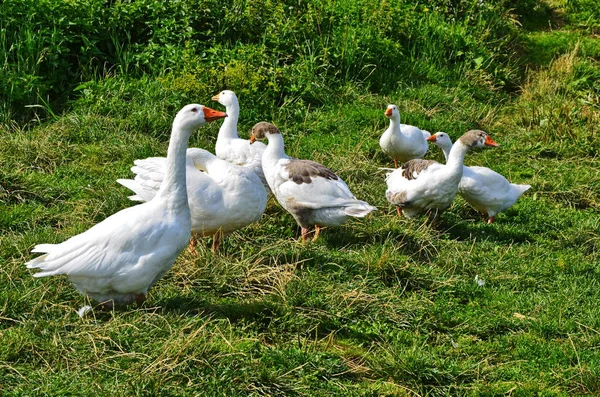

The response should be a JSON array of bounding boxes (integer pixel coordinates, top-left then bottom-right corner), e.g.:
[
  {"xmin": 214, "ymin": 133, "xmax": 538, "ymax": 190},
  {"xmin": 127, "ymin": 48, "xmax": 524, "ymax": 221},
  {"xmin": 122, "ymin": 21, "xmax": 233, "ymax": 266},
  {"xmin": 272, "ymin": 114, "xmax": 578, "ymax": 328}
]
[
  {"xmin": 0, "ymin": 0, "xmax": 222, "ymax": 124},
  {"xmin": 1, "ymin": 0, "xmax": 106, "ymax": 122},
  {"xmin": 508, "ymin": 45, "xmax": 600, "ymax": 154},
  {"xmin": 566, "ymin": 0, "xmax": 600, "ymax": 31},
  {"xmin": 1, "ymin": 0, "xmax": 547, "ymax": 126}
]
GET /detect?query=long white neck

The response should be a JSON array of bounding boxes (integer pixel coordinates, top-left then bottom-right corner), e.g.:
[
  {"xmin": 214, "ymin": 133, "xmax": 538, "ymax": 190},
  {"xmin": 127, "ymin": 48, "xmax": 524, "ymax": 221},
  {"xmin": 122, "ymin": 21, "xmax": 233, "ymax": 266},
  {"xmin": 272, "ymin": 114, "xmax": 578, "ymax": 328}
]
[
  {"xmin": 388, "ymin": 115, "xmax": 408, "ymax": 141},
  {"xmin": 438, "ymin": 142, "xmax": 452, "ymax": 162},
  {"xmin": 445, "ymin": 140, "xmax": 470, "ymax": 178},
  {"xmin": 218, "ymin": 102, "xmax": 240, "ymax": 140},
  {"xmin": 265, "ymin": 133, "xmax": 287, "ymax": 160},
  {"xmin": 156, "ymin": 123, "xmax": 192, "ymax": 211}
]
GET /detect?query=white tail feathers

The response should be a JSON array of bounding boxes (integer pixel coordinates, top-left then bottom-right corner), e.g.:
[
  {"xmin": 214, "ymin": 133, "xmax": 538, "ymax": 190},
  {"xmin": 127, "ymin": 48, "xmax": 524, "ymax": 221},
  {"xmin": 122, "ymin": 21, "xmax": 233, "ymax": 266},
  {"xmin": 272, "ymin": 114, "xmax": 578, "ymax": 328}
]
[
  {"xmin": 30, "ymin": 244, "xmax": 56, "ymax": 253},
  {"xmin": 116, "ymin": 178, "xmax": 158, "ymax": 202},
  {"xmin": 344, "ymin": 202, "xmax": 377, "ymax": 218},
  {"xmin": 514, "ymin": 184, "xmax": 532, "ymax": 195},
  {"xmin": 116, "ymin": 157, "xmax": 169, "ymax": 202},
  {"xmin": 25, "ymin": 254, "xmax": 49, "ymax": 271}
]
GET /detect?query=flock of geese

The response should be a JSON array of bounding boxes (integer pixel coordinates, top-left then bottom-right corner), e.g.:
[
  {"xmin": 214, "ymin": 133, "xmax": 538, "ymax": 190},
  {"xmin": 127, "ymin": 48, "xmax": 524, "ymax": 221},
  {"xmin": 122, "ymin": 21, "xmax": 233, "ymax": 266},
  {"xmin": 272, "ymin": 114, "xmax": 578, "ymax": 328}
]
[{"xmin": 25, "ymin": 90, "xmax": 530, "ymax": 308}]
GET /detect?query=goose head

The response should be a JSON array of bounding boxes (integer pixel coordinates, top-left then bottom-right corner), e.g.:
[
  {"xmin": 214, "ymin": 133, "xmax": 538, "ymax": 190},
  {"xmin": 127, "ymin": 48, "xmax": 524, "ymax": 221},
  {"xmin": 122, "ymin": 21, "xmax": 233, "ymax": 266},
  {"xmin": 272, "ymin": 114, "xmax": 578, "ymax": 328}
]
[
  {"xmin": 458, "ymin": 129, "xmax": 498, "ymax": 149},
  {"xmin": 174, "ymin": 104, "xmax": 227, "ymax": 132},
  {"xmin": 211, "ymin": 90, "xmax": 239, "ymax": 108},
  {"xmin": 426, "ymin": 132, "xmax": 453, "ymax": 150},
  {"xmin": 384, "ymin": 104, "xmax": 401, "ymax": 121},
  {"xmin": 249, "ymin": 122, "xmax": 280, "ymax": 144}
]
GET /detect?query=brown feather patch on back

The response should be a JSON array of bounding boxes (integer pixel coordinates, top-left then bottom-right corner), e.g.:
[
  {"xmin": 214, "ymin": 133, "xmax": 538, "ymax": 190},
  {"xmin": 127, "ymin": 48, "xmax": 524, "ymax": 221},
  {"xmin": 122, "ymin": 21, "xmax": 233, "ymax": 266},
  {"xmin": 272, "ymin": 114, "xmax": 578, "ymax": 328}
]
[
  {"xmin": 284, "ymin": 159, "xmax": 339, "ymax": 184},
  {"xmin": 401, "ymin": 159, "xmax": 438, "ymax": 180}
]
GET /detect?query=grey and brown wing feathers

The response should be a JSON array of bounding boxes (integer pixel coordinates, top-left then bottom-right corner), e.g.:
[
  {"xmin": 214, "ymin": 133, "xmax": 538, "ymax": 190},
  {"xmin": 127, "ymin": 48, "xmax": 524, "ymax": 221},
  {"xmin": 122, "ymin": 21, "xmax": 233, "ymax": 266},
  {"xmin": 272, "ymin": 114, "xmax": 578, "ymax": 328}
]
[
  {"xmin": 401, "ymin": 159, "xmax": 437, "ymax": 180},
  {"xmin": 385, "ymin": 159, "xmax": 438, "ymax": 209},
  {"xmin": 284, "ymin": 159, "xmax": 338, "ymax": 184}
]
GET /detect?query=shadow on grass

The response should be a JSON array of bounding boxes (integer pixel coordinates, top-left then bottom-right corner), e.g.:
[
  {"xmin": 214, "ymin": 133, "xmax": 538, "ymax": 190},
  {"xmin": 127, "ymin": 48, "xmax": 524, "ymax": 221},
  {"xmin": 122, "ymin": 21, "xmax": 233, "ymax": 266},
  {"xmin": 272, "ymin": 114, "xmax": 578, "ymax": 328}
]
[
  {"xmin": 319, "ymin": 226, "xmax": 377, "ymax": 247},
  {"xmin": 442, "ymin": 220, "xmax": 533, "ymax": 244},
  {"xmin": 321, "ymin": 224, "xmax": 441, "ymax": 263},
  {"xmin": 437, "ymin": 209, "xmax": 534, "ymax": 244},
  {"xmin": 158, "ymin": 296, "xmax": 284, "ymax": 324}
]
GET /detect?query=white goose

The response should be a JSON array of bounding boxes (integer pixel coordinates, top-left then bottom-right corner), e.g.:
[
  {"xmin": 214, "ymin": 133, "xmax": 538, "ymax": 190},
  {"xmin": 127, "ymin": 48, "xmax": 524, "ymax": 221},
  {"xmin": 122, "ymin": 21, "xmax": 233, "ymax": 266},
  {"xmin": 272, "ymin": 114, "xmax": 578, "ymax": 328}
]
[
  {"xmin": 385, "ymin": 130, "xmax": 498, "ymax": 219},
  {"xmin": 25, "ymin": 104, "xmax": 227, "ymax": 306},
  {"xmin": 212, "ymin": 90, "xmax": 268, "ymax": 188},
  {"xmin": 379, "ymin": 104, "xmax": 431, "ymax": 168},
  {"xmin": 427, "ymin": 132, "xmax": 531, "ymax": 223},
  {"xmin": 250, "ymin": 122, "xmax": 376, "ymax": 242},
  {"xmin": 117, "ymin": 147, "xmax": 267, "ymax": 251}
]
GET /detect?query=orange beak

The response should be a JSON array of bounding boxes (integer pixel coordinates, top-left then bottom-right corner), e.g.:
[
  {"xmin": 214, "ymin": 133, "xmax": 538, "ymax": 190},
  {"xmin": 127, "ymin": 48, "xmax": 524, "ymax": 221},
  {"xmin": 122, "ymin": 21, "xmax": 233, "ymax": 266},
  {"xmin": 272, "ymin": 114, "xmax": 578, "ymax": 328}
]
[
  {"xmin": 426, "ymin": 135, "xmax": 437, "ymax": 142},
  {"xmin": 249, "ymin": 132, "xmax": 256, "ymax": 144},
  {"xmin": 211, "ymin": 93, "xmax": 220, "ymax": 102},
  {"xmin": 202, "ymin": 106, "xmax": 227, "ymax": 122},
  {"xmin": 385, "ymin": 108, "xmax": 392, "ymax": 117},
  {"xmin": 485, "ymin": 135, "xmax": 499, "ymax": 147}
]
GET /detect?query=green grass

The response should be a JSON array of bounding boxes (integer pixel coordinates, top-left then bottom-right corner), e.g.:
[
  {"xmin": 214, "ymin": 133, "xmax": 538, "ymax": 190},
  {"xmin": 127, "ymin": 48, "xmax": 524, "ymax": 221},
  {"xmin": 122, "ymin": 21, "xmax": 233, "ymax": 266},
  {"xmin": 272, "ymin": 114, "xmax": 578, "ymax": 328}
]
[{"xmin": 2, "ymin": 1, "xmax": 600, "ymax": 396}]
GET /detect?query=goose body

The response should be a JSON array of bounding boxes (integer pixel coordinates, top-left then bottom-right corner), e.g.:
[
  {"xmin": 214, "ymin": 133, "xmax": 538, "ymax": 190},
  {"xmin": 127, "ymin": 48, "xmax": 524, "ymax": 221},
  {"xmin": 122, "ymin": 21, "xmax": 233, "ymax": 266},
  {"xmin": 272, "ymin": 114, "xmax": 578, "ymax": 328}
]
[
  {"xmin": 117, "ymin": 147, "xmax": 267, "ymax": 249},
  {"xmin": 428, "ymin": 132, "xmax": 530, "ymax": 223},
  {"xmin": 250, "ymin": 122, "xmax": 376, "ymax": 241},
  {"xmin": 385, "ymin": 130, "xmax": 498, "ymax": 218},
  {"xmin": 379, "ymin": 104, "xmax": 430, "ymax": 167},
  {"xmin": 25, "ymin": 105, "xmax": 227, "ymax": 305},
  {"xmin": 212, "ymin": 90, "xmax": 268, "ymax": 188}
]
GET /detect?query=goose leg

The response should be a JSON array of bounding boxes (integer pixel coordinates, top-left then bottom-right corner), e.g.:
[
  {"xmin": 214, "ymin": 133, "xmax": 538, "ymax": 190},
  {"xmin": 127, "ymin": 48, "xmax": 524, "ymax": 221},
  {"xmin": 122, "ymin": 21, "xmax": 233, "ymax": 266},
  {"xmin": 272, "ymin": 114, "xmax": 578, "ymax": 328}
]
[
  {"xmin": 394, "ymin": 159, "xmax": 399, "ymax": 168},
  {"xmin": 99, "ymin": 300, "xmax": 115, "ymax": 310},
  {"xmin": 486, "ymin": 216, "xmax": 496, "ymax": 224},
  {"xmin": 396, "ymin": 206, "xmax": 402, "ymax": 217},
  {"xmin": 135, "ymin": 293, "xmax": 146, "ymax": 307},
  {"xmin": 427, "ymin": 209, "xmax": 441, "ymax": 224},
  {"xmin": 312, "ymin": 225, "xmax": 322, "ymax": 242},
  {"xmin": 301, "ymin": 227, "xmax": 309, "ymax": 243},
  {"xmin": 187, "ymin": 236, "xmax": 198, "ymax": 254},
  {"xmin": 212, "ymin": 230, "xmax": 223, "ymax": 252}
]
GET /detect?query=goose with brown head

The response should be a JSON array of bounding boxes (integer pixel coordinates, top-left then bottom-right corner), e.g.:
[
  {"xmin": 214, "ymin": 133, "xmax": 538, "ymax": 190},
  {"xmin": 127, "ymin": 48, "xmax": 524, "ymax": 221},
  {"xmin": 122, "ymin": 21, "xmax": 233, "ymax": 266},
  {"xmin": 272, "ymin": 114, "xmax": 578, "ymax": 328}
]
[
  {"xmin": 386, "ymin": 129, "xmax": 498, "ymax": 220},
  {"xmin": 427, "ymin": 131, "xmax": 530, "ymax": 224},
  {"xmin": 250, "ymin": 122, "xmax": 376, "ymax": 242}
]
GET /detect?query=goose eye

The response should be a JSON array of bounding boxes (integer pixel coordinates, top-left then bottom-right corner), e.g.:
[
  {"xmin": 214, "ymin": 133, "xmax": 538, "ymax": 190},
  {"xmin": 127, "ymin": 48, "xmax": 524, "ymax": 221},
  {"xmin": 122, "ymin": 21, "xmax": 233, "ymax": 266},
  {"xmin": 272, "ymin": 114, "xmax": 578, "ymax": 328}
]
[{"xmin": 191, "ymin": 107, "xmax": 199, "ymax": 113}]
